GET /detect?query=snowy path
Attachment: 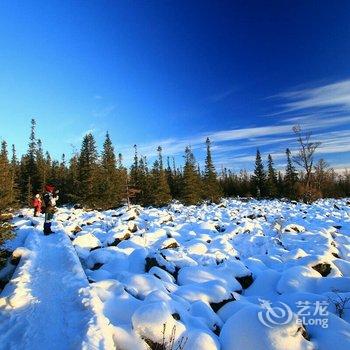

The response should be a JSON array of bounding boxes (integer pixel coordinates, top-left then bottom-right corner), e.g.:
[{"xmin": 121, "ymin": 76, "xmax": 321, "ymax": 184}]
[{"xmin": 0, "ymin": 229, "xmax": 115, "ymax": 350}]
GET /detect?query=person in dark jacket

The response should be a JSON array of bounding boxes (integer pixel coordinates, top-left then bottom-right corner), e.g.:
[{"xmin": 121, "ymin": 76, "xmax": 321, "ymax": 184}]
[{"xmin": 43, "ymin": 184, "xmax": 59, "ymax": 235}]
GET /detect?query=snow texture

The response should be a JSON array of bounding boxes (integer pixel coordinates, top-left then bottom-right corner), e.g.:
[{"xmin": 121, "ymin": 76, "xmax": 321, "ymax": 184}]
[{"xmin": 1, "ymin": 198, "xmax": 350, "ymax": 349}]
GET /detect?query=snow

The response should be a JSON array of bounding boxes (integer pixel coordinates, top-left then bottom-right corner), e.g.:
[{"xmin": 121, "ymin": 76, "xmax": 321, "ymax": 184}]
[
  {"xmin": 0, "ymin": 228, "xmax": 115, "ymax": 349},
  {"xmin": 1, "ymin": 198, "xmax": 350, "ymax": 349},
  {"xmin": 220, "ymin": 304, "xmax": 313, "ymax": 350}
]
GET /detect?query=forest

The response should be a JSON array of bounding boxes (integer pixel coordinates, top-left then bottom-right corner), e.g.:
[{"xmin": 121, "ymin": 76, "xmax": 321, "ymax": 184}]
[{"xmin": 0, "ymin": 119, "xmax": 349, "ymax": 212}]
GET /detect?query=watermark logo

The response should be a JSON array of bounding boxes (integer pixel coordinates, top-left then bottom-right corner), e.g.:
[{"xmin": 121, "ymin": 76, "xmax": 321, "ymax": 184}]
[
  {"xmin": 258, "ymin": 299, "xmax": 293, "ymax": 328},
  {"xmin": 258, "ymin": 299, "xmax": 329, "ymax": 329}
]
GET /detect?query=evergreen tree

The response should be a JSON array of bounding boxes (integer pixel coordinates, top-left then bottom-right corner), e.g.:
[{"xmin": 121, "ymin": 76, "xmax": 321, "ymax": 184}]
[
  {"xmin": 151, "ymin": 146, "xmax": 171, "ymax": 206},
  {"xmin": 277, "ymin": 171, "xmax": 284, "ymax": 197},
  {"xmin": 129, "ymin": 145, "xmax": 142, "ymax": 203},
  {"xmin": 117, "ymin": 153, "xmax": 128, "ymax": 203},
  {"xmin": 137, "ymin": 156, "xmax": 153, "ymax": 206},
  {"xmin": 284, "ymin": 148, "xmax": 298, "ymax": 198},
  {"xmin": 10, "ymin": 144, "xmax": 19, "ymax": 203},
  {"xmin": 36, "ymin": 139, "xmax": 46, "ymax": 191},
  {"xmin": 0, "ymin": 141, "xmax": 16, "ymax": 210},
  {"xmin": 182, "ymin": 146, "xmax": 202, "ymax": 205},
  {"xmin": 78, "ymin": 133, "xmax": 98, "ymax": 207},
  {"xmin": 203, "ymin": 138, "xmax": 222, "ymax": 203},
  {"xmin": 99, "ymin": 132, "xmax": 123, "ymax": 208},
  {"xmin": 252, "ymin": 149, "xmax": 266, "ymax": 197},
  {"xmin": 67, "ymin": 153, "xmax": 79, "ymax": 203},
  {"xmin": 267, "ymin": 154, "xmax": 278, "ymax": 197},
  {"xmin": 19, "ymin": 119, "xmax": 41, "ymax": 203}
]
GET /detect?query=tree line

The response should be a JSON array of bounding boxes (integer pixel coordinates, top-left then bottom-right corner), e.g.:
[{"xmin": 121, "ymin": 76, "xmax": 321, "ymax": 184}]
[{"xmin": 0, "ymin": 119, "xmax": 349, "ymax": 211}]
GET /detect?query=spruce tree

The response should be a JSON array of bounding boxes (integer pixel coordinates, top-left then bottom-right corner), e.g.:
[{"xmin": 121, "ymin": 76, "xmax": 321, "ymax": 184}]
[
  {"xmin": 19, "ymin": 119, "xmax": 40, "ymax": 203},
  {"xmin": 100, "ymin": 132, "xmax": 123, "ymax": 208},
  {"xmin": 267, "ymin": 154, "xmax": 278, "ymax": 198},
  {"xmin": 78, "ymin": 133, "xmax": 98, "ymax": 208},
  {"xmin": 252, "ymin": 149, "xmax": 266, "ymax": 197},
  {"xmin": 182, "ymin": 146, "xmax": 202, "ymax": 205},
  {"xmin": 0, "ymin": 141, "xmax": 16, "ymax": 210},
  {"xmin": 67, "ymin": 153, "xmax": 79, "ymax": 203},
  {"xmin": 10, "ymin": 144, "xmax": 19, "ymax": 204},
  {"xmin": 284, "ymin": 148, "xmax": 298, "ymax": 198},
  {"xmin": 151, "ymin": 146, "xmax": 171, "ymax": 206},
  {"xmin": 36, "ymin": 139, "xmax": 46, "ymax": 191},
  {"xmin": 203, "ymin": 138, "xmax": 222, "ymax": 203},
  {"xmin": 137, "ymin": 156, "xmax": 153, "ymax": 206},
  {"xmin": 116, "ymin": 153, "xmax": 128, "ymax": 203}
]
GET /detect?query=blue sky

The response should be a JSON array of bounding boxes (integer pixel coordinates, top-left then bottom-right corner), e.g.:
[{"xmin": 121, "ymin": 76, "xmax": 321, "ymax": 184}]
[{"xmin": 0, "ymin": 0, "xmax": 350, "ymax": 171}]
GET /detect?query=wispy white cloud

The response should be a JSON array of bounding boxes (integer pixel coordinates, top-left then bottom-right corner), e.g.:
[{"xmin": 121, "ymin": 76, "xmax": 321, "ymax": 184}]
[
  {"xmin": 98, "ymin": 79, "xmax": 350, "ymax": 171},
  {"xmin": 272, "ymin": 79, "xmax": 350, "ymax": 114}
]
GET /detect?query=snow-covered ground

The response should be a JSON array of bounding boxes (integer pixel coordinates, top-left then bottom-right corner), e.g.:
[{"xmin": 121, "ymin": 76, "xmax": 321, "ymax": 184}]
[{"xmin": 1, "ymin": 198, "xmax": 350, "ymax": 349}]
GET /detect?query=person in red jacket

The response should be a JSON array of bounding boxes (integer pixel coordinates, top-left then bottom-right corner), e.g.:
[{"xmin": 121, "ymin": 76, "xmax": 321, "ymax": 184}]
[{"xmin": 33, "ymin": 194, "xmax": 42, "ymax": 217}]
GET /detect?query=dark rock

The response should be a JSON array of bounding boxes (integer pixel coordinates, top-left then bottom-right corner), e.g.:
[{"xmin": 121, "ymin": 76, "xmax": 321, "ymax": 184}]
[
  {"xmin": 145, "ymin": 257, "xmax": 160, "ymax": 272},
  {"xmin": 333, "ymin": 225, "xmax": 342, "ymax": 230},
  {"xmin": 236, "ymin": 274, "xmax": 254, "ymax": 289},
  {"xmin": 172, "ymin": 313, "xmax": 180, "ymax": 321},
  {"xmin": 162, "ymin": 242, "xmax": 179, "ymax": 250},
  {"xmin": 71, "ymin": 226, "xmax": 82, "ymax": 234},
  {"xmin": 128, "ymin": 223, "xmax": 138, "ymax": 233},
  {"xmin": 215, "ymin": 224, "xmax": 226, "ymax": 233},
  {"xmin": 10, "ymin": 255, "xmax": 21, "ymax": 266},
  {"xmin": 210, "ymin": 296, "xmax": 236, "ymax": 313},
  {"xmin": 91, "ymin": 262, "xmax": 103, "ymax": 270},
  {"xmin": 332, "ymin": 252, "xmax": 340, "ymax": 258},
  {"xmin": 90, "ymin": 246, "xmax": 101, "ymax": 251},
  {"xmin": 246, "ymin": 214, "xmax": 256, "ymax": 220},
  {"xmin": 108, "ymin": 232, "xmax": 131, "ymax": 247},
  {"xmin": 213, "ymin": 324, "xmax": 221, "ymax": 336},
  {"xmin": 334, "ymin": 204, "xmax": 341, "ymax": 210},
  {"xmin": 312, "ymin": 263, "xmax": 331, "ymax": 277}
]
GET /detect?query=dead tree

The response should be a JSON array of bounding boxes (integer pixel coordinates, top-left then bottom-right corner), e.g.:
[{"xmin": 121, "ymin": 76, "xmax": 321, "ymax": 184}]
[{"xmin": 292, "ymin": 125, "xmax": 321, "ymax": 190}]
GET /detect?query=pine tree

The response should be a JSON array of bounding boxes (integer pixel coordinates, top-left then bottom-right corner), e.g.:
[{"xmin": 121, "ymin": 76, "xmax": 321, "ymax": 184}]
[
  {"xmin": 267, "ymin": 154, "xmax": 278, "ymax": 198},
  {"xmin": 137, "ymin": 156, "xmax": 153, "ymax": 206},
  {"xmin": 116, "ymin": 153, "xmax": 128, "ymax": 204},
  {"xmin": 151, "ymin": 146, "xmax": 171, "ymax": 206},
  {"xmin": 19, "ymin": 119, "xmax": 40, "ymax": 203},
  {"xmin": 129, "ymin": 145, "xmax": 142, "ymax": 203},
  {"xmin": 252, "ymin": 149, "xmax": 266, "ymax": 197},
  {"xmin": 10, "ymin": 144, "xmax": 19, "ymax": 205},
  {"xmin": 99, "ymin": 132, "xmax": 123, "ymax": 209},
  {"xmin": 0, "ymin": 141, "xmax": 17, "ymax": 211},
  {"xmin": 203, "ymin": 138, "xmax": 222, "ymax": 203},
  {"xmin": 78, "ymin": 133, "xmax": 99, "ymax": 208},
  {"xmin": 284, "ymin": 148, "xmax": 298, "ymax": 198},
  {"xmin": 182, "ymin": 146, "xmax": 202, "ymax": 205},
  {"xmin": 36, "ymin": 139, "xmax": 46, "ymax": 191},
  {"xmin": 67, "ymin": 153, "xmax": 79, "ymax": 203}
]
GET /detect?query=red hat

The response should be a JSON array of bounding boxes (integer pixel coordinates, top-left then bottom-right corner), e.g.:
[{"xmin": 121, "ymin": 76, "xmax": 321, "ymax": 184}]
[{"xmin": 45, "ymin": 184, "xmax": 55, "ymax": 193}]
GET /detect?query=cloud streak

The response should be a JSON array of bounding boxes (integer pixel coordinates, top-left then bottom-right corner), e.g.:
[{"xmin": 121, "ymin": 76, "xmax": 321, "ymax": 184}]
[{"xmin": 97, "ymin": 79, "xmax": 350, "ymax": 171}]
